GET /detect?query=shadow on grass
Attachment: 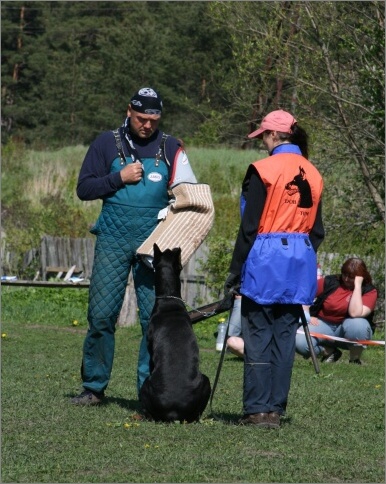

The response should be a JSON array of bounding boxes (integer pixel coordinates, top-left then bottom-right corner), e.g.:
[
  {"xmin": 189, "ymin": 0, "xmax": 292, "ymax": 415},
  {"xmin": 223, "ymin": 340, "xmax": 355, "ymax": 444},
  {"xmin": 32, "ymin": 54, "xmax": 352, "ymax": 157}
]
[
  {"xmin": 207, "ymin": 411, "xmax": 293, "ymax": 427},
  {"xmin": 206, "ymin": 412, "xmax": 242, "ymax": 425},
  {"xmin": 65, "ymin": 392, "xmax": 142, "ymax": 412},
  {"xmin": 105, "ymin": 396, "xmax": 142, "ymax": 412}
]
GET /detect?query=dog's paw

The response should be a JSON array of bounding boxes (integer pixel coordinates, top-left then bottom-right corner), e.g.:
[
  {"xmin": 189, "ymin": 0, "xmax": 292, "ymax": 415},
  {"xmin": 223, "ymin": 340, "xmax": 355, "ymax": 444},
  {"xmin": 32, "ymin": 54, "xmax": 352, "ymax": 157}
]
[{"xmin": 131, "ymin": 412, "xmax": 147, "ymax": 422}]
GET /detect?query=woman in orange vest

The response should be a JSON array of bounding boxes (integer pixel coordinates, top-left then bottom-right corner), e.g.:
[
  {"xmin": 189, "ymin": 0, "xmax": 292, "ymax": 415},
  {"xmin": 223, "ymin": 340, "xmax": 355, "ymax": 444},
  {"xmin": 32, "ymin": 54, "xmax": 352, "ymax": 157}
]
[{"xmin": 224, "ymin": 110, "xmax": 325, "ymax": 428}]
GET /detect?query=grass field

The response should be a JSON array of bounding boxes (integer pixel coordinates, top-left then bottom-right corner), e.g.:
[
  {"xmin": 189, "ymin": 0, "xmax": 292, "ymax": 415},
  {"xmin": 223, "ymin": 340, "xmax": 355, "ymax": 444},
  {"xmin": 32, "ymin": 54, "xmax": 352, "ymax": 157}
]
[{"xmin": 1, "ymin": 287, "xmax": 385, "ymax": 483}]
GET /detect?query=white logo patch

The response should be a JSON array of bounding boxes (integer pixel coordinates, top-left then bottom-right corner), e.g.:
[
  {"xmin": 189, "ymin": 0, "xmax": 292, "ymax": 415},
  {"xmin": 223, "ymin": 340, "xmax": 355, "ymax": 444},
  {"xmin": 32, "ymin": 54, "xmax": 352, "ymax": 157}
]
[
  {"xmin": 138, "ymin": 87, "xmax": 157, "ymax": 98},
  {"xmin": 148, "ymin": 172, "xmax": 163, "ymax": 182}
]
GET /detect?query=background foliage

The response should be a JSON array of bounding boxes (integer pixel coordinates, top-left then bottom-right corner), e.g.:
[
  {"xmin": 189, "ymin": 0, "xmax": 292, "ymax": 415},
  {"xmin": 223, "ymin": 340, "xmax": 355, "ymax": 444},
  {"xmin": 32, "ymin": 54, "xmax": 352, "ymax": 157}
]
[
  {"xmin": 1, "ymin": 1, "xmax": 233, "ymax": 147},
  {"xmin": 1, "ymin": 143, "xmax": 385, "ymax": 320},
  {"xmin": 1, "ymin": 1, "xmax": 384, "ymax": 314}
]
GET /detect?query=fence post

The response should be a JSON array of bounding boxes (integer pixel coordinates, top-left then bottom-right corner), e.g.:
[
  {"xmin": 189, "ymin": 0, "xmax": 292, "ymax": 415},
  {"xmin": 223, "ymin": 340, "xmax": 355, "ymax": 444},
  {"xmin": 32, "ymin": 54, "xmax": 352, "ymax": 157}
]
[{"xmin": 117, "ymin": 273, "xmax": 138, "ymax": 327}]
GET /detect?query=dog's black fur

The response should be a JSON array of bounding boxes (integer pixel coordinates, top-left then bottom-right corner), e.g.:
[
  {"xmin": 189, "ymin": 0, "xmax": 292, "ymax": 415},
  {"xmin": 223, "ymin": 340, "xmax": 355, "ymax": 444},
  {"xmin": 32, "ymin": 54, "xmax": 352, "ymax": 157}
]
[{"xmin": 140, "ymin": 244, "xmax": 211, "ymax": 423}]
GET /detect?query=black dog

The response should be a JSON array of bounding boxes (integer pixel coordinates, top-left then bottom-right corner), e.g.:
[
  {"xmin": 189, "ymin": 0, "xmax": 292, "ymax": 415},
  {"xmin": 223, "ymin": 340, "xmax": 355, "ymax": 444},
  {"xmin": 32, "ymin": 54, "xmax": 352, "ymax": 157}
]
[{"xmin": 140, "ymin": 244, "xmax": 211, "ymax": 423}]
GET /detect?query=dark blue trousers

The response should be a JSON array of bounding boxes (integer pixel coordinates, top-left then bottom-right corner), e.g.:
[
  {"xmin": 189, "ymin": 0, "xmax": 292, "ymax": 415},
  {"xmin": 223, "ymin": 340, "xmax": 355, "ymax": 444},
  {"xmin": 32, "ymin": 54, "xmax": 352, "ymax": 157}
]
[{"xmin": 241, "ymin": 297, "xmax": 302, "ymax": 415}]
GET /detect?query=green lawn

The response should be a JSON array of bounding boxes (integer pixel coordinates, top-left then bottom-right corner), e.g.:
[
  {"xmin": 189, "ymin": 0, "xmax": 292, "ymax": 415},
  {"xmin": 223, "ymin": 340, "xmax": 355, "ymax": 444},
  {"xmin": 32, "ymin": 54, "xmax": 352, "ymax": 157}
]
[{"xmin": 1, "ymin": 287, "xmax": 385, "ymax": 483}]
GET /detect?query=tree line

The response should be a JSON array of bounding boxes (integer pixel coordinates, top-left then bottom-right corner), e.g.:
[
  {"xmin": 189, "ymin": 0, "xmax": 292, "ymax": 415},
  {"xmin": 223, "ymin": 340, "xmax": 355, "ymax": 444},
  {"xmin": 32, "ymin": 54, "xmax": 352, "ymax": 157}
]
[
  {"xmin": 1, "ymin": 1, "xmax": 384, "ymax": 225},
  {"xmin": 1, "ymin": 2, "xmax": 233, "ymax": 146}
]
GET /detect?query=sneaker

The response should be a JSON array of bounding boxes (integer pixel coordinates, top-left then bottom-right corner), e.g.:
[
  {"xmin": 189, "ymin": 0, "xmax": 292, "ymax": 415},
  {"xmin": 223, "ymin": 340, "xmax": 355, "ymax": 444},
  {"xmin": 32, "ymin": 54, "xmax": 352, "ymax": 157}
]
[
  {"xmin": 321, "ymin": 348, "xmax": 342, "ymax": 363},
  {"xmin": 71, "ymin": 389, "xmax": 104, "ymax": 406},
  {"xmin": 349, "ymin": 359, "xmax": 362, "ymax": 365}
]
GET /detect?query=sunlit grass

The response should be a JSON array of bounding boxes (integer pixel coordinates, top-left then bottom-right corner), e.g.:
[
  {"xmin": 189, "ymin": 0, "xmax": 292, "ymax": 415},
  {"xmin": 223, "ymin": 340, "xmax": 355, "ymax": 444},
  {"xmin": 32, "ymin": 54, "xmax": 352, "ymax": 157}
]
[{"xmin": 1, "ymin": 287, "xmax": 385, "ymax": 483}]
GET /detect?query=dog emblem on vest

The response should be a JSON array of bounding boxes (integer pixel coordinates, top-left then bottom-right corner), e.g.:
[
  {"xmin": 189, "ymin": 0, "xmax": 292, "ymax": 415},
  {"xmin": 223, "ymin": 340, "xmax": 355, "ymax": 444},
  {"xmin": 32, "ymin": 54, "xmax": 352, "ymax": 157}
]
[{"xmin": 285, "ymin": 166, "xmax": 313, "ymax": 208}]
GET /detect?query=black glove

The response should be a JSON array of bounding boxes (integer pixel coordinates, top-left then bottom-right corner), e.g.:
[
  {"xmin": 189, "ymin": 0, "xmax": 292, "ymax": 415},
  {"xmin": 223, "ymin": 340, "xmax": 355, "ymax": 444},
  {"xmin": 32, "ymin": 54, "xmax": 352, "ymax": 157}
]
[{"xmin": 224, "ymin": 273, "xmax": 241, "ymax": 296}]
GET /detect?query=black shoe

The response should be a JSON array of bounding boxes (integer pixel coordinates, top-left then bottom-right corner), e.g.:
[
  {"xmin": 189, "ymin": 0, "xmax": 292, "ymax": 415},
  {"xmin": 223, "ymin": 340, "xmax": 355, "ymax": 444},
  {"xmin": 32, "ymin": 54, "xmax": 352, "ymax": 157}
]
[
  {"xmin": 70, "ymin": 389, "xmax": 104, "ymax": 406},
  {"xmin": 349, "ymin": 359, "xmax": 362, "ymax": 365}
]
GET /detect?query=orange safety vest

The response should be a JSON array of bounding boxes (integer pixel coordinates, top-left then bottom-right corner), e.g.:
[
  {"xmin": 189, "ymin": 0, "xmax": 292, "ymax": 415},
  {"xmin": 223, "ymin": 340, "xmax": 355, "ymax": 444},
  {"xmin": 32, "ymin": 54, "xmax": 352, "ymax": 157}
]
[
  {"xmin": 241, "ymin": 151, "xmax": 323, "ymax": 304},
  {"xmin": 251, "ymin": 153, "xmax": 323, "ymax": 234}
]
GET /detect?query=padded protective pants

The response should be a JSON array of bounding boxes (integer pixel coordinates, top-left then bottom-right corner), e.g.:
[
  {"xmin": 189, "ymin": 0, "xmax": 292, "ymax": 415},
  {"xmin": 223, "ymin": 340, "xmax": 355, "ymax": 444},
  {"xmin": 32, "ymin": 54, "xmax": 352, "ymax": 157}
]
[{"xmin": 81, "ymin": 204, "xmax": 157, "ymax": 396}]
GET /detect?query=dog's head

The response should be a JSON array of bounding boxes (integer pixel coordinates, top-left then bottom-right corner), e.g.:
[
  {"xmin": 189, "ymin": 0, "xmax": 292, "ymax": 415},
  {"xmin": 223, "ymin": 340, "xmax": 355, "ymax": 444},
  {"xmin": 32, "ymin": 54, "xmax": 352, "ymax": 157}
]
[{"xmin": 153, "ymin": 243, "xmax": 182, "ymax": 276}]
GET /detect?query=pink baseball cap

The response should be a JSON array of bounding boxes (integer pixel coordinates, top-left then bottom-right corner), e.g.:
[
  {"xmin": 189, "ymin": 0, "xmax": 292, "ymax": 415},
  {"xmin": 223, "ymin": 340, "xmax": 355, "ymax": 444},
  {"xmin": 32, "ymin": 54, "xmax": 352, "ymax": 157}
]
[{"xmin": 248, "ymin": 109, "xmax": 297, "ymax": 139}]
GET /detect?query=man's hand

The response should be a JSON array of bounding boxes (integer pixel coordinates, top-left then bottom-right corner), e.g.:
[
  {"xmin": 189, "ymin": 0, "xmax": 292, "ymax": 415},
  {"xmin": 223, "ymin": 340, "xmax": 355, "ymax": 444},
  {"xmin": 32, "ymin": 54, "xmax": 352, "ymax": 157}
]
[
  {"xmin": 120, "ymin": 161, "xmax": 143, "ymax": 184},
  {"xmin": 224, "ymin": 273, "xmax": 240, "ymax": 296}
]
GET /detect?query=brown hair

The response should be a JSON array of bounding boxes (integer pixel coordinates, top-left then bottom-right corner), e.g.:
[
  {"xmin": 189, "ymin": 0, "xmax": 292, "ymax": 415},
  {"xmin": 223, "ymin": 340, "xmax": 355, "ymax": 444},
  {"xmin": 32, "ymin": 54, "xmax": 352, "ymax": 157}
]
[
  {"xmin": 340, "ymin": 257, "xmax": 372, "ymax": 285},
  {"xmin": 275, "ymin": 123, "xmax": 309, "ymax": 159}
]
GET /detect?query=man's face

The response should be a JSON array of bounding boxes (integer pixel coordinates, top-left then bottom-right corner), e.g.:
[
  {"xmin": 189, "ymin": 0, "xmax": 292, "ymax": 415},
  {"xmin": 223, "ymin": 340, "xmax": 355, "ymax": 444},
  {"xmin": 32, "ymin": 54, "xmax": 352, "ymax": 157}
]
[{"xmin": 127, "ymin": 106, "xmax": 161, "ymax": 138}]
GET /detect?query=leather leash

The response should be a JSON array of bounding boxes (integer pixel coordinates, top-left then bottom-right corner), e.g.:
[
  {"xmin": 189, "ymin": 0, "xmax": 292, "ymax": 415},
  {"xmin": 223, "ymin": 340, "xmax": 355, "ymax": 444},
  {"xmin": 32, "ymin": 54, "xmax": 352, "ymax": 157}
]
[{"xmin": 208, "ymin": 293, "xmax": 235, "ymax": 423}]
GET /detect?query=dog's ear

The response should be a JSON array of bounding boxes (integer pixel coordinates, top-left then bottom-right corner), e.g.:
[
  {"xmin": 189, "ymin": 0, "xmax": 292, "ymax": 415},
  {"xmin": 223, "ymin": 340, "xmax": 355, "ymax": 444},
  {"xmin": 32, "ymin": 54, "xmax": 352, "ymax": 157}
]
[
  {"xmin": 172, "ymin": 247, "xmax": 181, "ymax": 256},
  {"xmin": 153, "ymin": 243, "xmax": 161, "ymax": 258},
  {"xmin": 172, "ymin": 247, "xmax": 182, "ymax": 271},
  {"xmin": 172, "ymin": 247, "xmax": 182, "ymax": 262}
]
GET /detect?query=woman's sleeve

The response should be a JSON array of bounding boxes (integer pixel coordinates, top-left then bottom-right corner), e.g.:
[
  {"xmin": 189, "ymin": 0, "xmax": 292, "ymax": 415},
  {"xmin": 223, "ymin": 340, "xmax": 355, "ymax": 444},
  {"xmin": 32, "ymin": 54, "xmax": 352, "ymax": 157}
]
[
  {"xmin": 309, "ymin": 200, "xmax": 325, "ymax": 252},
  {"xmin": 229, "ymin": 170, "xmax": 266, "ymax": 275},
  {"xmin": 363, "ymin": 288, "xmax": 378, "ymax": 312}
]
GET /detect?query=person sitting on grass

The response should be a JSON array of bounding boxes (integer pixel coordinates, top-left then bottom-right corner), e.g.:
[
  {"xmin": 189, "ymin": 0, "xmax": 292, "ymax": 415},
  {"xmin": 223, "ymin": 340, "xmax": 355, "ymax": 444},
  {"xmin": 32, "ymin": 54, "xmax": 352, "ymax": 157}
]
[
  {"xmin": 226, "ymin": 265, "xmax": 325, "ymax": 359},
  {"xmin": 224, "ymin": 295, "xmax": 244, "ymax": 358},
  {"xmin": 226, "ymin": 301, "xmax": 312, "ymax": 359},
  {"xmin": 295, "ymin": 257, "xmax": 378, "ymax": 365}
]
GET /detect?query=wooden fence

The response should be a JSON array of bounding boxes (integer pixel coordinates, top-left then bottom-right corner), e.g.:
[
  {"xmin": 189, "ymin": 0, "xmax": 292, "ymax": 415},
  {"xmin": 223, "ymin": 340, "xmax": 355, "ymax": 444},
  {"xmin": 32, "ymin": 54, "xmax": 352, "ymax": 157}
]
[
  {"xmin": 2, "ymin": 235, "xmax": 384, "ymax": 325},
  {"xmin": 2, "ymin": 235, "xmax": 212, "ymax": 327},
  {"xmin": 40, "ymin": 235, "xmax": 95, "ymax": 280}
]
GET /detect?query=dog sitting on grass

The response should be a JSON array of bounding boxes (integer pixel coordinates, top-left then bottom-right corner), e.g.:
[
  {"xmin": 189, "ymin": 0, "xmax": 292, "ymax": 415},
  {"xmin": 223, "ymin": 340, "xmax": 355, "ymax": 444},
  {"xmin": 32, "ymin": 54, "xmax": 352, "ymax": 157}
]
[{"xmin": 140, "ymin": 244, "xmax": 211, "ymax": 423}]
